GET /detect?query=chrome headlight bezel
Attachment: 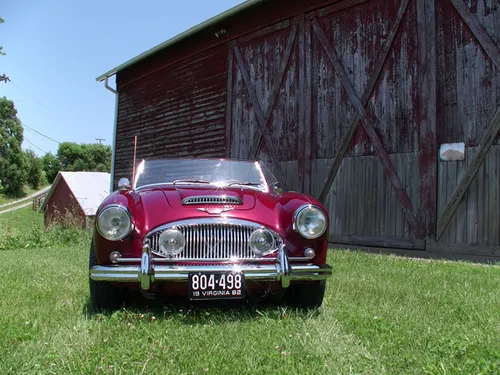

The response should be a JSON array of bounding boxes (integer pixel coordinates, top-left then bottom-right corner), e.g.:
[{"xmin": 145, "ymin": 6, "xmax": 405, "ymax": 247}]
[
  {"xmin": 96, "ymin": 204, "xmax": 133, "ymax": 241},
  {"xmin": 249, "ymin": 228, "xmax": 276, "ymax": 256},
  {"xmin": 158, "ymin": 228, "xmax": 186, "ymax": 257},
  {"xmin": 293, "ymin": 204, "xmax": 327, "ymax": 239}
]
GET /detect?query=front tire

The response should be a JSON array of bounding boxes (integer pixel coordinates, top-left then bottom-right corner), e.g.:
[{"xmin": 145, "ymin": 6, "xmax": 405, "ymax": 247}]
[
  {"xmin": 89, "ymin": 243, "xmax": 124, "ymax": 313},
  {"xmin": 286, "ymin": 280, "xmax": 326, "ymax": 309}
]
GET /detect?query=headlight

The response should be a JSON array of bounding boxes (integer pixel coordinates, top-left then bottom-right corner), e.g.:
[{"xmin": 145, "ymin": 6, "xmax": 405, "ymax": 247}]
[
  {"xmin": 158, "ymin": 229, "xmax": 185, "ymax": 257},
  {"xmin": 293, "ymin": 204, "xmax": 327, "ymax": 239},
  {"xmin": 97, "ymin": 205, "xmax": 133, "ymax": 241},
  {"xmin": 249, "ymin": 228, "xmax": 275, "ymax": 256}
]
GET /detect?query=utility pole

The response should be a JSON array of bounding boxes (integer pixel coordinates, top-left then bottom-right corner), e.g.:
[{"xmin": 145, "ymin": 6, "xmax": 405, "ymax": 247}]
[{"xmin": 95, "ymin": 138, "xmax": 105, "ymax": 144}]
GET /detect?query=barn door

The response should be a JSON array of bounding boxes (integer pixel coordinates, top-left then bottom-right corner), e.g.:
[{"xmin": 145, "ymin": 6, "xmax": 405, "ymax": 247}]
[
  {"xmin": 308, "ymin": 0, "xmax": 437, "ymax": 248},
  {"xmin": 434, "ymin": 0, "xmax": 500, "ymax": 246},
  {"xmin": 226, "ymin": 0, "xmax": 438, "ymax": 249},
  {"xmin": 226, "ymin": 16, "xmax": 311, "ymax": 193}
]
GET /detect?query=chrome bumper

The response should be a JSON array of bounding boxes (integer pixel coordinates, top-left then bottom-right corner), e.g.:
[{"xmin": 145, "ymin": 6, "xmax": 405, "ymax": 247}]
[{"xmin": 90, "ymin": 245, "xmax": 332, "ymax": 290}]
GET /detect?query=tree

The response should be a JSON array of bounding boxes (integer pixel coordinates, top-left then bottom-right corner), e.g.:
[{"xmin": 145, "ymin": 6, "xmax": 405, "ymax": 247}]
[
  {"xmin": 25, "ymin": 149, "xmax": 44, "ymax": 189},
  {"xmin": 57, "ymin": 142, "xmax": 111, "ymax": 172},
  {"xmin": 41, "ymin": 152, "xmax": 61, "ymax": 184},
  {"xmin": 0, "ymin": 97, "xmax": 26, "ymax": 196},
  {"xmin": 0, "ymin": 17, "xmax": 5, "ymax": 56},
  {"xmin": 0, "ymin": 17, "xmax": 9, "ymax": 84},
  {"xmin": 40, "ymin": 143, "xmax": 111, "ymax": 184}
]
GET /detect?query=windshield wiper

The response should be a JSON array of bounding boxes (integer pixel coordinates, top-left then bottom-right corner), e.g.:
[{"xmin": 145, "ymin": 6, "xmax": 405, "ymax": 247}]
[
  {"xmin": 226, "ymin": 180, "xmax": 262, "ymax": 187},
  {"xmin": 172, "ymin": 179, "xmax": 211, "ymax": 185}
]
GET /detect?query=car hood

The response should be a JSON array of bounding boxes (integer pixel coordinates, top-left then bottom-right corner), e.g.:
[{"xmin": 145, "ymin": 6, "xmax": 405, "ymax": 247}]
[
  {"xmin": 126, "ymin": 186, "xmax": 311, "ymax": 237},
  {"xmin": 162, "ymin": 187, "xmax": 257, "ymax": 210}
]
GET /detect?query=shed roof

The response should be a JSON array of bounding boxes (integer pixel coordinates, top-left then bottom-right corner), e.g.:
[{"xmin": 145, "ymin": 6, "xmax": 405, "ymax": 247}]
[
  {"xmin": 40, "ymin": 171, "xmax": 111, "ymax": 216},
  {"xmin": 95, "ymin": 0, "xmax": 263, "ymax": 82}
]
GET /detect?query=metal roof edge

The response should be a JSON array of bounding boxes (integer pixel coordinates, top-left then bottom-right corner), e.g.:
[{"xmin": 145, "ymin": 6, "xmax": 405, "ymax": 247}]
[
  {"xmin": 95, "ymin": 0, "xmax": 264, "ymax": 82},
  {"xmin": 39, "ymin": 171, "xmax": 111, "ymax": 213},
  {"xmin": 40, "ymin": 171, "xmax": 112, "ymax": 215}
]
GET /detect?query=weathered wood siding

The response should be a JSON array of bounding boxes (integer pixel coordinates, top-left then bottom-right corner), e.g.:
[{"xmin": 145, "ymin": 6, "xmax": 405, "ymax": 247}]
[
  {"xmin": 112, "ymin": 0, "xmax": 500, "ymax": 253},
  {"xmin": 229, "ymin": 22, "xmax": 301, "ymax": 162},
  {"xmin": 313, "ymin": 153, "xmax": 421, "ymax": 244},
  {"xmin": 438, "ymin": 145, "xmax": 500, "ymax": 246},
  {"xmin": 432, "ymin": 0, "xmax": 500, "ymax": 250},
  {"xmin": 113, "ymin": 45, "xmax": 229, "ymax": 187},
  {"xmin": 312, "ymin": 1, "xmax": 419, "ymax": 158},
  {"xmin": 225, "ymin": 0, "xmax": 430, "ymax": 246},
  {"xmin": 436, "ymin": 0, "xmax": 500, "ymax": 146}
]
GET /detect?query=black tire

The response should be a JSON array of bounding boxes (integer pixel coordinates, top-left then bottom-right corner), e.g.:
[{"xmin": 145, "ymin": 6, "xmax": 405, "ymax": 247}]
[
  {"xmin": 286, "ymin": 280, "xmax": 326, "ymax": 309},
  {"xmin": 89, "ymin": 243, "xmax": 124, "ymax": 313}
]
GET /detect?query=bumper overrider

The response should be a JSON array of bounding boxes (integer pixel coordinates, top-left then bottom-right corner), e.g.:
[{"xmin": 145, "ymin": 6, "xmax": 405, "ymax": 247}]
[{"xmin": 89, "ymin": 245, "xmax": 332, "ymax": 290}]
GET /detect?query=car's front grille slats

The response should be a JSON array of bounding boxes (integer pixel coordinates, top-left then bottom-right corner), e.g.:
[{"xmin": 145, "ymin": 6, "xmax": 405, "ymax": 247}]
[{"xmin": 146, "ymin": 221, "xmax": 281, "ymax": 260}]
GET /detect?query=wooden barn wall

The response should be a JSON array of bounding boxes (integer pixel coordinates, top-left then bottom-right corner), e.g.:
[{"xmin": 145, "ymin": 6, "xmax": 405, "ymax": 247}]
[
  {"xmin": 312, "ymin": 154, "xmax": 421, "ymax": 247},
  {"xmin": 112, "ymin": 0, "xmax": 500, "ymax": 252},
  {"xmin": 117, "ymin": 0, "xmax": 369, "ymax": 85},
  {"xmin": 226, "ymin": 0, "xmax": 431, "ymax": 248},
  {"xmin": 113, "ymin": 44, "xmax": 229, "ymax": 187},
  {"xmin": 437, "ymin": 145, "xmax": 499, "ymax": 247},
  {"xmin": 436, "ymin": 0, "xmax": 500, "ymax": 147},
  {"xmin": 311, "ymin": 0, "xmax": 428, "ymax": 248},
  {"xmin": 311, "ymin": 1, "xmax": 420, "ymax": 158},
  {"xmin": 227, "ymin": 18, "xmax": 304, "ymax": 192},
  {"xmin": 432, "ymin": 0, "xmax": 500, "ymax": 253},
  {"xmin": 226, "ymin": 0, "xmax": 499, "ymax": 250}
]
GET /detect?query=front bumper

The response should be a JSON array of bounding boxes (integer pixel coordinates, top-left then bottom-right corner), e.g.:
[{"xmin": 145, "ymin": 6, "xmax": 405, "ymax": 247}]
[{"xmin": 89, "ymin": 245, "xmax": 332, "ymax": 290}]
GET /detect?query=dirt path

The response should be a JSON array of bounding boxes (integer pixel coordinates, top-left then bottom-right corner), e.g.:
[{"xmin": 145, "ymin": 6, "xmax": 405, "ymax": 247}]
[
  {"xmin": 0, "ymin": 186, "xmax": 51, "ymax": 210},
  {"xmin": 0, "ymin": 202, "xmax": 32, "ymax": 215}
]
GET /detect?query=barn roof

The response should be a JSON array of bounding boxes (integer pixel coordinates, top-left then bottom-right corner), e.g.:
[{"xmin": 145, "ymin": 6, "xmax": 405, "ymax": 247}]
[
  {"xmin": 40, "ymin": 171, "xmax": 111, "ymax": 216},
  {"xmin": 95, "ymin": 0, "xmax": 263, "ymax": 82}
]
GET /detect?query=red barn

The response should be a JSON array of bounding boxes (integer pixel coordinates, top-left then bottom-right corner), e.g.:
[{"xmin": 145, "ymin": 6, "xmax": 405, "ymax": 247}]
[
  {"xmin": 96, "ymin": 0, "xmax": 500, "ymax": 261},
  {"xmin": 40, "ymin": 172, "xmax": 111, "ymax": 229}
]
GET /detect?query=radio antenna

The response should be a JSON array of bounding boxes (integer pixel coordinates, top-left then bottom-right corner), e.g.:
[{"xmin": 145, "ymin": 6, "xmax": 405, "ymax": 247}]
[{"xmin": 131, "ymin": 136, "xmax": 137, "ymax": 187}]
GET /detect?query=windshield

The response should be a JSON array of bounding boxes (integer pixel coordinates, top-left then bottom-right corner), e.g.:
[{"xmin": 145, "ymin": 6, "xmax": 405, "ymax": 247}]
[{"xmin": 132, "ymin": 158, "xmax": 278, "ymax": 192}]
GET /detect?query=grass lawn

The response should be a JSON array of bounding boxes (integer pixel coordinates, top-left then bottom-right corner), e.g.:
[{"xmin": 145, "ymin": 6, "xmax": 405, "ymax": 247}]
[
  {"xmin": 1, "ymin": 239, "xmax": 499, "ymax": 374},
  {"xmin": 0, "ymin": 206, "xmax": 43, "ymax": 235}
]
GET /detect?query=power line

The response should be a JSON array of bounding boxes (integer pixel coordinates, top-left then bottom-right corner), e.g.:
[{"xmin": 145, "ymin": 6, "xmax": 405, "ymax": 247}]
[
  {"xmin": 23, "ymin": 136, "xmax": 47, "ymax": 154},
  {"xmin": 9, "ymin": 79, "xmax": 53, "ymax": 114},
  {"xmin": 22, "ymin": 122, "xmax": 61, "ymax": 144},
  {"xmin": 8, "ymin": 80, "xmax": 68, "ymax": 146}
]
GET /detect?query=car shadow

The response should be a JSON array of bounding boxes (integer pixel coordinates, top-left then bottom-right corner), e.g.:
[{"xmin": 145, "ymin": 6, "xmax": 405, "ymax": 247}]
[{"xmin": 83, "ymin": 290, "xmax": 323, "ymax": 324}]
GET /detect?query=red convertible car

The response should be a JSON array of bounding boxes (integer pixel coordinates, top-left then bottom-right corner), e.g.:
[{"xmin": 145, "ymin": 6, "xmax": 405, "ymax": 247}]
[{"xmin": 89, "ymin": 158, "xmax": 332, "ymax": 312}]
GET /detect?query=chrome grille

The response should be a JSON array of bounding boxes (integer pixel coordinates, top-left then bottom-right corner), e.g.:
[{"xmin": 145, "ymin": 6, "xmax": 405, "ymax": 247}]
[
  {"xmin": 182, "ymin": 196, "xmax": 243, "ymax": 205},
  {"xmin": 146, "ymin": 219, "xmax": 281, "ymax": 260}
]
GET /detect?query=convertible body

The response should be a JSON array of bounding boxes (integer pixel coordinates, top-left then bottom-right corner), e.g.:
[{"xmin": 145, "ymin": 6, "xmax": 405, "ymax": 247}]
[{"xmin": 89, "ymin": 158, "xmax": 332, "ymax": 311}]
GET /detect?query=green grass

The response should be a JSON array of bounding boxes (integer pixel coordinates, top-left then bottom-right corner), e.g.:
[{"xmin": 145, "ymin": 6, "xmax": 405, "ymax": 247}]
[
  {"xmin": 0, "ymin": 206, "xmax": 90, "ymax": 251},
  {"xmin": 0, "ymin": 206, "xmax": 43, "ymax": 233},
  {"xmin": 0, "ymin": 239, "xmax": 499, "ymax": 374}
]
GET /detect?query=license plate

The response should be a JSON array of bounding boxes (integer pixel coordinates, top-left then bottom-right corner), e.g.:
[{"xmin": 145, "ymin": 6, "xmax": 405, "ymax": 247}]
[{"xmin": 188, "ymin": 271, "xmax": 245, "ymax": 300}]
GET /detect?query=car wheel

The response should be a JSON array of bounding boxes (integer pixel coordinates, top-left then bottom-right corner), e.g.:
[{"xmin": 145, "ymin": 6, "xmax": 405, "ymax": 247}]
[
  {"xmin": 286, "ymin": 280, "xmax": 326, "ymax": 309},
  {"xmin": 89, "ymin": 243, "xmax": 124, "ymax": 313}
]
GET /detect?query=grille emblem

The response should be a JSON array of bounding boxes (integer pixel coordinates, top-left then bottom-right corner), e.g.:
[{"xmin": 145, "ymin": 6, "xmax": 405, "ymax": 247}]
[{"xmin": 197, "ymin": 207, "xmax": 234, "ymax": 215}]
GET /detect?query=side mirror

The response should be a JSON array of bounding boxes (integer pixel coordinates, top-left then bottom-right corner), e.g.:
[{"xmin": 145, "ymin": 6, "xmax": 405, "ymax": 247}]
[
  {"xmin": 118, "ymin": 177, "xmax": 131, "ymax": 191},
  {"xmin": 270, "ymin": 182, "xmax": 283, "ymax": 195}
]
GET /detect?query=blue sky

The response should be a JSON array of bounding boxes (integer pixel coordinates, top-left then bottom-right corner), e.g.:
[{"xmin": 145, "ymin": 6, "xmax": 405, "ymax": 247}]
[{"xmin": 1, "ymin": 0, "xmax": 244, "ymax": 157}]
